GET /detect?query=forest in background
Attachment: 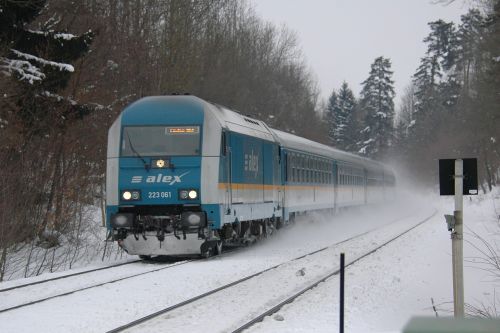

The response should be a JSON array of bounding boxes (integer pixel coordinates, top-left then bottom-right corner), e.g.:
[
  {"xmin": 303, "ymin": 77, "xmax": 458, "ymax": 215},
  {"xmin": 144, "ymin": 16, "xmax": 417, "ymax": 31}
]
[
  {"xmin": 0, "ymin": 0, "xmax": 322, "ymax": 280},
  {"xmin": 325, "ymin": 1, "xmax": 499, "ymax": 192},
  {"xmin": 0, "ymin": 0, "xmax": 498, "ymax": 280}
]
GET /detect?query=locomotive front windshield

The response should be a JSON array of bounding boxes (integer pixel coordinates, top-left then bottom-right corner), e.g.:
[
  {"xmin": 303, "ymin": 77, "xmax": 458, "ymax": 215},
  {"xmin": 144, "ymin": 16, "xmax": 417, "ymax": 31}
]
[{"xmin": 121, "ymin": 126, "xmax": 201, "ymax": 157}]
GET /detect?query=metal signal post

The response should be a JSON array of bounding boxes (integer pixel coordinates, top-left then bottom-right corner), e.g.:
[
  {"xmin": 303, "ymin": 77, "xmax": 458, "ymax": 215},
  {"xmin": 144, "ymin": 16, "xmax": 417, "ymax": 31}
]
[
  {"xmin": 452, "ymin": 159, "xmax": 464, "ymax": 317},
  {"xmin": 440, "ymin": 157, "xmax": 477, "ymax": 318}
]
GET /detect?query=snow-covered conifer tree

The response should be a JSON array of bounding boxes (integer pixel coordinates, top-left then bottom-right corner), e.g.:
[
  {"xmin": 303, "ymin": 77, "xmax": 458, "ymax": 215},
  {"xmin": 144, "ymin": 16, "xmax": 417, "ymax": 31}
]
[
  {"xmin": 411, "ymin": 20, "xmax": 458, "ymax": 132},
  {"xmin": 327, "ymin": 81, "xmax": 357, "ymax": 151},
  {"xmin": 0, "ymin": 0, "xmax": 93, "ymax": 132},
  {"xmin": 358, "ymin": 56, "xmax": 395, "ymax": 158},
  {"xmin": 325, "ymin": 89, "xmax": 339, "ymax": 146}
]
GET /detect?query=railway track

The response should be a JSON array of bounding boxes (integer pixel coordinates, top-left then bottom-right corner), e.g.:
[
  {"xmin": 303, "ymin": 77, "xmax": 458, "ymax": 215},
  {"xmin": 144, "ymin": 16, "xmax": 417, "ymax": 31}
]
[
  {"xmin": 0, "ymin": 259, "xmax": 141, "ymax": 293},
  {"xmin": 233, "ymin": 209, "xmax": 438, "ymax": 332},
  {"xmin": 0, "ymin": 209, "xmax": 415, "ymax": 315},
  {"xmin": 107, "ymin": 209, "xmax": 434, "ymax": 333},
  {"xmin": 0, "ymin": 258, "xmax": 197, "ymax": 314}
]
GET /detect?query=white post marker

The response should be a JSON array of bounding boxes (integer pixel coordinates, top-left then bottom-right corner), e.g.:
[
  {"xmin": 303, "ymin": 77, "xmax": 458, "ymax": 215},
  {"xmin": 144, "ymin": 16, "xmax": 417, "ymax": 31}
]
[{"xmin": 452, "ymin": 159, "xmax": 464, "ymax": 317}]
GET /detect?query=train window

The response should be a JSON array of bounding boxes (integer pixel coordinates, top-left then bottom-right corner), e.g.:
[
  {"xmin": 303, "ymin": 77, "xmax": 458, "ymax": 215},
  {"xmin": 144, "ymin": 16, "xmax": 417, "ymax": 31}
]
[
  {"xmin": 288, "ymin": 160, "xmax": 291, "ymax": 181},
  {"xmin": 221, "ymin": 132, "xmax": 227, "ymax": 156},
  {"xmin": 122, "ymin": 125, "xmax": 201, "ymax": 157}
]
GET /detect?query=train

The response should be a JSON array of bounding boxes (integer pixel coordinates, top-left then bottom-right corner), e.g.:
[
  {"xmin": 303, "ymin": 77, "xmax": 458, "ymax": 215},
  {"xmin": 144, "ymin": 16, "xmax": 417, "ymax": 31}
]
[{"xmin": 106, "ymin": 95, "xmax": 395, "ymax": 258}]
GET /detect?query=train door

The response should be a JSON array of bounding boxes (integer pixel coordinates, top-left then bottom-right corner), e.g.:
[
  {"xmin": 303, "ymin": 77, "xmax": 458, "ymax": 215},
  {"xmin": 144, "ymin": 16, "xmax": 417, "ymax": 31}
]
[
  {"xmin": 274, "ymin": 145, "xmax": 281, "ymax": 208},
  {"xmin": 280, "ymin": 149, "xmax": 287, "ymax": 223},
  {"xmin": 333, "ymin": 161, "xmax": 338, "ymax": 212},
  {"xmin": 221, "ymin": 131, "xmax": 232, "ymax": 215},
  {"xmin": 363, "ymin": 168, "xmax": 368, "ymax": 204},
  {"xmin": 263, "ymin": 142, "xmax": 279, "ymax": 205}
]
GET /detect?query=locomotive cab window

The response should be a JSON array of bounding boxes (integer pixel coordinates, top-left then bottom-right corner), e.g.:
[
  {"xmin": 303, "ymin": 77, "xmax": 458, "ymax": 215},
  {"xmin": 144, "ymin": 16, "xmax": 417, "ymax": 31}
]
[{"xmin": 121, "ymin": 126, "xmax": 201, "ymax": 157}]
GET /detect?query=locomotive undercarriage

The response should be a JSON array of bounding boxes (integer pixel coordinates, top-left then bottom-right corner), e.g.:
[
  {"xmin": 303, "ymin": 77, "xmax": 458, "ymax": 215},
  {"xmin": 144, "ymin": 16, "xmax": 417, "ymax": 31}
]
[
  {"xmin": 220, "ymin": 218, "xmax": 280, "ymax": 245},
  {"xmin": 111, "ymin": 205, "xmax": 282, "ymax": 257},
  {"xmin": 113, "ymin": 213, "xmax": 206, "ymax": 242},
  {"xmin": 110, "ymin": 205, "xmax": 213, "ymax": 255}
]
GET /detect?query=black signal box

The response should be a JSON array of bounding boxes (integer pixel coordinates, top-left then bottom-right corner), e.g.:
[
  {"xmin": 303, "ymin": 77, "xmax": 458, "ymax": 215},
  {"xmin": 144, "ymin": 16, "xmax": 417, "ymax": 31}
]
[{"xmin": 439, "ymin": 158, "xmax": 478, "ymax": 196}]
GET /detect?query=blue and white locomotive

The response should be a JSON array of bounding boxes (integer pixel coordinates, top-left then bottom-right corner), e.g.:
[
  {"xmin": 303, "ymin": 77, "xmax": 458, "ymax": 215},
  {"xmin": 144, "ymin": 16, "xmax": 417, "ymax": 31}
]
[{"xmin": 106, "ymin": 95, "xmax": 395, "ymax": 257}]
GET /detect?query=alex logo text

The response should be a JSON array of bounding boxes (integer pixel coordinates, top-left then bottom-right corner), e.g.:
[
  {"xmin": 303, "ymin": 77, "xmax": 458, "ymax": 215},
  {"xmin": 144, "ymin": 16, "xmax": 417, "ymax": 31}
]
[{"xmin": 131, "ymin": 171, "xmax": 189, "ymax": 185}]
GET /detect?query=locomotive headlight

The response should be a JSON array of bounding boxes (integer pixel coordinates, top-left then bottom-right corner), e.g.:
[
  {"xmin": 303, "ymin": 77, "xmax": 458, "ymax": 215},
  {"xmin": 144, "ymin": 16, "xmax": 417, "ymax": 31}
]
[
  {"xmin": 121, "ymin": 190, "xmax": 141, "ymax": 201},
  {"xmin": 187, "ymin": 213, "xmax": 201, "ymax": 225},
  {"xmin": 179, "ymin": 190, "xmax": 189, "ymax": 200},
  {"xmin": 111, "ymin": 213, "xmax": 134, "ymax": 228},
  {"xmin": 188, "ymin": 190, "xmax": 198, "ymax": 199},
  {"xmin": 181, "ymin": 212, "xmax": 206, "ymax": 227},
  {"xmin": 156, "ymin": 159, "xmax": 165, "ymax": 168},
  {"xmin": 114, "ymin": 215, "xmax": 128, "ymax": 227},
  {"xmin": 179, "ymin": 189, "xmax": 198, "ymax": 200}
]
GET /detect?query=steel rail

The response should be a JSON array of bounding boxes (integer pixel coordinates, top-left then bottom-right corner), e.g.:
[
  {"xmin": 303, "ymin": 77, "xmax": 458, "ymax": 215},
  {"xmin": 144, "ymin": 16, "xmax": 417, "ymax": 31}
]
[
  {"xmin": 105, "ymin": 210, "xmax": 421, "ymax": 333},
  {"xmin": 231, "ymin": 210, "xmax": 438, "ymax": 332},
  {"xmin": 0, "ymin": 259, "xmax": 142, "ymax": 293},
  {"xmin": 0, "ymin": 259, "xmax": 197, "ymax": 314}
]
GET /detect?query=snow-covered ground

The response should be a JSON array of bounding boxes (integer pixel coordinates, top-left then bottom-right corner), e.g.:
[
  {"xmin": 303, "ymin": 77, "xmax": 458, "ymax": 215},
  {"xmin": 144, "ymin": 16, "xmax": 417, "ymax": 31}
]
[
  {"xmin": 251, "ymin": 188, "xmax": 500, "ymax": 332},
  {"xmin": 0, "ymin": 188, "xmax": 498, "ymax": 333},
  {"xmin": 1, "ymin": 205, "xmax": 134, "ymax": 282}
]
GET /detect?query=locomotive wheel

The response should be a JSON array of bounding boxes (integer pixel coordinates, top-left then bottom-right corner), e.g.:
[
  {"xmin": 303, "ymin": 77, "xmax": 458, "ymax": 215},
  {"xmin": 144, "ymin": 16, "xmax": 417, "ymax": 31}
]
[
  {"xmin": 200, "ymin": 240, "xmax": 222, "ymax": 258},
  {"xmin": 215, "ymin": 241, "xmax": 223, "ymax": 255},
  {"xmin": 263, "ymin": 219, "xmax": 275, "ymax": 239}
]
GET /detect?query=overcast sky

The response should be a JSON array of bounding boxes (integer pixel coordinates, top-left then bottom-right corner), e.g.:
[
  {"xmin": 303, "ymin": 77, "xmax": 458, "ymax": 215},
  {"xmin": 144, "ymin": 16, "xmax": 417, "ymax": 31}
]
[{"xmin": 251, "ymin": 0, "xmax": 472, "ymax": 107}]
